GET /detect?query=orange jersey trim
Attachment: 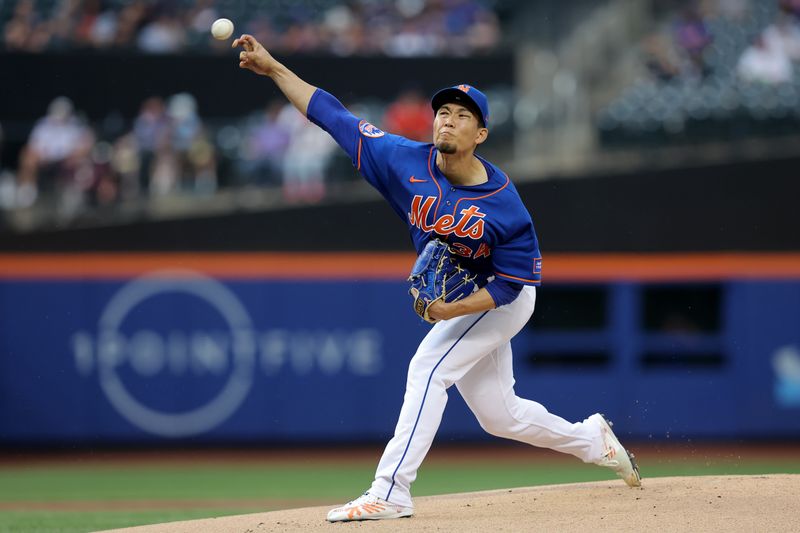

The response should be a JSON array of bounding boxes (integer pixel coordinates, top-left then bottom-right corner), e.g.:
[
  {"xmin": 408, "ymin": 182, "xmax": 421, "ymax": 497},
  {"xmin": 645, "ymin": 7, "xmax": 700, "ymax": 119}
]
[
  {"xmin": 356, "ymin": 138, "xmax": 363, "ymax": 170},
  {"xmin": 495, "ymin": 271, "xmax": 542, "ymax": 284},
  {"xmin": 426, "ymin": 146, "xmax": 444, "ymax": 220},
  {"xmin": 451, "ymin": 171, "xmax": 510, "ymax": 218}
]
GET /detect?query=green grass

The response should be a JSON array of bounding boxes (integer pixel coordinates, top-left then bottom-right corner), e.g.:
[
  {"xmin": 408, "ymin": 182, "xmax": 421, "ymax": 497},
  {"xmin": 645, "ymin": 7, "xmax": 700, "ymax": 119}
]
[
  {"xmin": 416, "ymin": 460, "xmax": 800, "ymax": 494},
  {"xmin": 0, "ymin": 510, "xmax": 250, "ymax": 533},
  {"xmin": 1, "ymin": 454, "xmax": 799, "ymax": 533},
  {"xmin": 0, "ymin": 464, "xmax": 375, "ymax": 502}
]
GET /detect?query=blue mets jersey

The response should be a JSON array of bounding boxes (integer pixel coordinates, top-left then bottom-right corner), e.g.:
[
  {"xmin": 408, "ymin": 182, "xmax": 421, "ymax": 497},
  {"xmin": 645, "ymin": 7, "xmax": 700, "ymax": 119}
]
[{"xmin": 307, "ymin": 89, "xmax": 541, "ymax": 287}]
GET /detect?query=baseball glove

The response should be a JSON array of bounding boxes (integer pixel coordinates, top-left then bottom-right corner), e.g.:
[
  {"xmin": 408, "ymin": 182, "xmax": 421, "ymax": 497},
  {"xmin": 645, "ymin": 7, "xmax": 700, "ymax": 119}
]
[{"xmin": 408, "ymin": 239, "xmax": 478, "ymax": 323}]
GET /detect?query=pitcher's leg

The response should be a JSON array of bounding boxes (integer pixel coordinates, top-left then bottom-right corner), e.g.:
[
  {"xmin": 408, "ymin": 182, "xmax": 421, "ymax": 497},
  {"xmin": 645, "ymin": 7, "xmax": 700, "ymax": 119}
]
[
  {"xmin": 370, "ymin": 288, "xmax": 538, "ymax": 506},
  {"xmin": 369, "ymin": 311, "xmax": 499, "ymax": 507},
  {"xmin": 368, "ymin": 354, "xmax": 450, "ymax": 507},
  {"xmin": 456, "ymin": 343, "xmax": 604, "ymax": 463}
]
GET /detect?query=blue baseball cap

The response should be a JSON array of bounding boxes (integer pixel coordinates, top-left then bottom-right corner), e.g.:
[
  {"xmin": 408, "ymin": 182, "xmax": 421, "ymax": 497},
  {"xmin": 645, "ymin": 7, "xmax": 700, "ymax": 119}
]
[{"xmin": 431, "ymin": 84, "xmax": 490, "ymax": 128}]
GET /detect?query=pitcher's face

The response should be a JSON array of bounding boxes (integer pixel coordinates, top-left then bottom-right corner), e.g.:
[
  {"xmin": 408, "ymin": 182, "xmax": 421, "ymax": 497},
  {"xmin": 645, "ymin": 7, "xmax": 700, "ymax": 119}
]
[{"xmin": 433, "ymin": 103, "xmax": 488, "ymax": 154}]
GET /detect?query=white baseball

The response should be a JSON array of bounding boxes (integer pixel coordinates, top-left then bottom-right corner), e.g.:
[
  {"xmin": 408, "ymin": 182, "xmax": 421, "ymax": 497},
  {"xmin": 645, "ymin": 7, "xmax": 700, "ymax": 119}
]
[{"xmin": 211, "ymin": 18, "xmax": 234, "ymax": 40}]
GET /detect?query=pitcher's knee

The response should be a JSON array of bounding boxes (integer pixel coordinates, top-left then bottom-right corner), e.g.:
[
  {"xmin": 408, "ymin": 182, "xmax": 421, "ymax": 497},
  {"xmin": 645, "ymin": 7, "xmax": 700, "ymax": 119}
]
[
  {"xmin": 406, "ymin": 355, "xmax": 433, "ymax": 383},
  {"xmin": 475, "ymin": 398, "xmax": 546, "ymax": 439},
  {"xmin": 476, "ymin": 415, "xmax": 518, "ymax": 438}
]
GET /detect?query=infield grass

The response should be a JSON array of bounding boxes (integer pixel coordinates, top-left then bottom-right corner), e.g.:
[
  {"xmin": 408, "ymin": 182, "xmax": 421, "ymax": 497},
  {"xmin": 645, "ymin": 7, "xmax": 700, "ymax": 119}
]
[{"xmin": 1, "ymin": 447, "xmax": 798, "ymax": 532}]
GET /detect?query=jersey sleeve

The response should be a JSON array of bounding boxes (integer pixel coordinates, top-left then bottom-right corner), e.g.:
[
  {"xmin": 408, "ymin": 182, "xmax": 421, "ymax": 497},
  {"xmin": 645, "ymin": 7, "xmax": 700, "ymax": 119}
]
[
  {"xmin": 492, "ymin": 221, "xmax": 542, "ymax": 286},
  {"xmin": 484, "ymin": 278, "xmax": 524, "ymax": 307},
  {"xmin": 306, "ymin": 88, "xmax": 398, "ymax": 196}
]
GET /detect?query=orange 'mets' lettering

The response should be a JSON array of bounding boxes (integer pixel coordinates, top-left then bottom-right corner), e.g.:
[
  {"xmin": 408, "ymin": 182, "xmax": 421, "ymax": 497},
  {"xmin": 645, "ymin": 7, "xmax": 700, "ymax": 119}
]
[{"xmin": 407, "ymin": 195, "xmax": 486, "ymax": 240}]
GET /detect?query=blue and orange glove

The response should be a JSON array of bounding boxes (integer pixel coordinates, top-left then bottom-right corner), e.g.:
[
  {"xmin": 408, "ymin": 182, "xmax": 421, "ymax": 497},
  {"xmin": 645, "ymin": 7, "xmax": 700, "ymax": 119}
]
[{"xmin": 408, "ymin": 239, "xmax": 478, "ymax": 323}]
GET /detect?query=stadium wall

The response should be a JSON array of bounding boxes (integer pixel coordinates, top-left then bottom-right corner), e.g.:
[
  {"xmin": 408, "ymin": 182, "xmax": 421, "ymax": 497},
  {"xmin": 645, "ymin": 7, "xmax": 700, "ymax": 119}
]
[{"xmin": 1, "ymin": 253, "xmax": 799, "ymax": 446}]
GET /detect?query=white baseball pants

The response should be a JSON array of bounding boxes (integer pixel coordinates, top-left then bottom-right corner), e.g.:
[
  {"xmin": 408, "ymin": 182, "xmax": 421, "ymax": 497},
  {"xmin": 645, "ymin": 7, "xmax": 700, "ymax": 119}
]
[{"xmin": 369, "ymin": 286, "xmax": 605, "ymax": 508}]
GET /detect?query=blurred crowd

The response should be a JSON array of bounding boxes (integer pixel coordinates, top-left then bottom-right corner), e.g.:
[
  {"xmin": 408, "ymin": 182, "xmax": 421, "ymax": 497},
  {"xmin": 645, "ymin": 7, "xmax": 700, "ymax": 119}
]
[
  {"xmin": 643, "ymin": 0, "xmax": 800, "ymax": 84},
  {"xmin": 737, "ymin": 1, "xmax": 800, "ymax": 83},
  {"xmin": 598, "ymin": 0, "xmax": 800, "ymax": 146},
  {"xmin": 0, "ymin": 87, "xmax": 437, "ymax": 216},
  {"xmin": 0, "ymin": 94, "xmax": 216, "ymax": 214},
  {"xmin": 1, "ymin": 0, "xmax": 501, "ymax": 56}
]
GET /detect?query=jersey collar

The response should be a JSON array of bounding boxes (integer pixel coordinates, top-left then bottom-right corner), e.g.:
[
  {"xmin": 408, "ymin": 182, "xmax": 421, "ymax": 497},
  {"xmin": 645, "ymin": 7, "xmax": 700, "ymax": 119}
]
[{"xmin": 430, "ymin": 148, "xmax": 504, "ymax": 192}]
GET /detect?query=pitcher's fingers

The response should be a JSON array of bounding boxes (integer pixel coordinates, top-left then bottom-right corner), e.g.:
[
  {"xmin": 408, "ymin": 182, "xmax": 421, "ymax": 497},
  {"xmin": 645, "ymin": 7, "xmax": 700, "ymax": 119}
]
[
  {"xmin": 232, "ymin": 34, "xmax": 250, "ymax": 48},
  {"xmin": 238, "ymin": 34, "xmax": 254, "ymax": 51}
]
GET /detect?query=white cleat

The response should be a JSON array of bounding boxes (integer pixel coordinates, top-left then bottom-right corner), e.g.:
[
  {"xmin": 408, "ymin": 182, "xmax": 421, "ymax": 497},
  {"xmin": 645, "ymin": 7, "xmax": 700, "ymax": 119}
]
[
  {"xmin": 326, "ymin": 492, "xmax": 414, "ymax": 522},
  {"xmin": 590, "ymin": 413, "xmax": 642, "ymax": 487}
]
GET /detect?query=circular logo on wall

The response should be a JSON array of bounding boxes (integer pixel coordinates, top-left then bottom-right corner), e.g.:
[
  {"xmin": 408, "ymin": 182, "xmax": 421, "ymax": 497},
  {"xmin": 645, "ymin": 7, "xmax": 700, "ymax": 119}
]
[{"xmin": 96, "ymin": 270, "xmax": 256, "ymax": 437}]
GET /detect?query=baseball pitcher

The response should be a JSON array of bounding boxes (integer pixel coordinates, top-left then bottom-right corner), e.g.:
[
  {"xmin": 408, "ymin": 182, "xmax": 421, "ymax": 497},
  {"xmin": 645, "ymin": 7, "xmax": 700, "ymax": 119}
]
[{"xmin": 233, "ymin": 34, "xmax": 641, "ymax": 522}]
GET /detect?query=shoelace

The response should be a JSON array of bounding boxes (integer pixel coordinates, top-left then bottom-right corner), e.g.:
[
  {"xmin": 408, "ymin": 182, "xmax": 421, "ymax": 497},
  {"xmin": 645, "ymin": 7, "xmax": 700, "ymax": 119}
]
[{"xmin": 346, "ymin": 492, "xmax": 374, "ymax": 506}]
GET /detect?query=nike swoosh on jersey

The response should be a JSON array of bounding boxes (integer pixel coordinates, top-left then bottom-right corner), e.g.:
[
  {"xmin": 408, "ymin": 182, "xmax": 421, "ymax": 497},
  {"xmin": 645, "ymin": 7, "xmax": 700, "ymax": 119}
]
[{"xmin": 409, "ymin": 176, "xmax": 428, "ymax": 183}]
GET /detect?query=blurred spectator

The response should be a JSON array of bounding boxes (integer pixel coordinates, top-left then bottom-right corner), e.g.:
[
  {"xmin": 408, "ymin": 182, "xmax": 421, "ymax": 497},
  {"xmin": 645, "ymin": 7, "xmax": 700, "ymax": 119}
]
[
  {"xmin": 110, "ymin": 133, "xmax": 140, "ymax": 201},
  {"xmin": 444, "ymin": 0, "xmax": 501, "ymax": 55},
  {"xmin": 238, "ymin": 101, "xmax": 291, "ymax": 186},
  {"xmin": 780, "ymin": 0, "xmax": 800, "ymax": 19},
  {"xmin": 466, "ymin": 9, "xmax": 502, "ymax": 53},
  {"xmin": 57, "ymin": 140, "xmax": 118, "ymax": 218},
  {"xmin": 709, "ymin": 0, "xmax": 751, "ymax": 21},
  {"xmin": 42, "ymin": 0, "xmax": 73, "ymax": 49},
  {"xmin": 186, "ymin": 132, "xmax": 217, "ymax": 195},
  {"xmin": 113, "ymin": 1, "xmax": 147, "ymax": 48},
  {"xmin": 277, "ymin": 104, "xmax": 336, "ymax": 203},
  {"xmin": 737, "ymin": 34, "xmax": 793, "ymax": 83},
  {"xmin": 187, "ymin": 0, "xmax": 220, "ymax": 48},
  {"xmin": 673, "ymin": 6, "xmax": 714, "ymax": 77},
  {"xmin": 166, "ymin": 93, "xmax": 217, "ymax": 194},
  {"xmin": 137, "ymin": 10, "xmax": 186, "ymax": 53},
  {"xmin": 383, "ymin": 88, "xmax": 433, "ymax": 142},
  {"xmin": 16, "ymin": 97, "xmax": 94, "ymax": 208},
  {"xmin": 72, "ymin": 0, "xmax": 104, "ymax": 47},
  {"xmin": 133, "ymin": 96, "xmax": 170, "ymax": 195},
  {"xmin": 763, "ymin": 13, "xmax": 800, "ymax": 60},
  {"xmin": 323, "ymin": 4, "xmax": 365, "ymax": 56},
  {"xmin": 600, "ymin": 0, "xmax": 800, "ymax": 148},
  {"xmin": 149, "ymin": 131, "xmax": 181, "ymax": 196},
  {"xmin": 86, "ymin": 2, "xmax": 120, "ymax": 48},
  {"xmin": 142, "ymin": 93, "xmax": 216, "ymax": 196},
  {"xmin": 385, "ymin": 17, "xmax": 442, "ymax": 57},
  {"xmin": 90, "ymin": 141, "xmax": 119, "ymax": 207},
  {"xmin": 642, "ymin": 33, "xmax": 683, "ymax": 81},
  {"xmin": 0, "ymin": 122, "xmax": 15, "ymax": 210},
  {"xmin": 3, "ymin": 0, "xmax": 44, "ymax": 51}
]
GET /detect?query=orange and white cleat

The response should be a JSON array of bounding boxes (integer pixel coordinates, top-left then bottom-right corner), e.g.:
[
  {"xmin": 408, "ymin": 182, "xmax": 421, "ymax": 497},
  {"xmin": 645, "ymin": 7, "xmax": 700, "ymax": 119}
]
[
  {"xmin": 590, "ymin": 413, "xmax": 642, "ymax": 487},
  {"xmin": 326, "ymin": 492, "xmax": 414, "ymax": 522}
]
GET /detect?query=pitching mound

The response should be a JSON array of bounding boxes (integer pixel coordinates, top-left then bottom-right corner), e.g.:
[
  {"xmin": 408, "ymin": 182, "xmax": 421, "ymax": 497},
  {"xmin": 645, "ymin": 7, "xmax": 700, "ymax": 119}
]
[{"xmin": 103, "ymin": 474, "xmax": 800, "ymax": 533}]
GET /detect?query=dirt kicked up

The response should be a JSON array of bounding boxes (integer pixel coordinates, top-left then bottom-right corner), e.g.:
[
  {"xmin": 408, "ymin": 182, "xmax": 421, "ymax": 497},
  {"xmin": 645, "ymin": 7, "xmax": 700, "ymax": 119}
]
[{"xmin": 101, "ymin": 474, "xmax": 799, "ymax": 533}]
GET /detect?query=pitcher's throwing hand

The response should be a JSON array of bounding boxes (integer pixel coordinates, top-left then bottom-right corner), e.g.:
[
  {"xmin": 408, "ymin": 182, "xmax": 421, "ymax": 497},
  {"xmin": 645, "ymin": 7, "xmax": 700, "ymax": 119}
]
[{"xmin": 233, "ymin": 34, "xmax": 277, "ymax": 76}]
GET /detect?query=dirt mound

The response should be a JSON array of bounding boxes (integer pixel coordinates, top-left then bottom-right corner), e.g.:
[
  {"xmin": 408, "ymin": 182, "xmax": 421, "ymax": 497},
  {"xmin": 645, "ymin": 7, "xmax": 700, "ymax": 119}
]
[{"xmin": 102, "ymin": 474, "xmax": 800, "ymax": 533}]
